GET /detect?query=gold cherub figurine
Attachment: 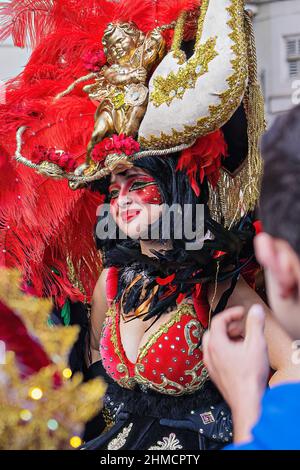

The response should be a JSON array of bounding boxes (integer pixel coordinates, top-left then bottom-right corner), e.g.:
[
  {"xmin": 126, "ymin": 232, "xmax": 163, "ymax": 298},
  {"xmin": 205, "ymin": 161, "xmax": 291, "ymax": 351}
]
[{"xmin": 84, "ymin": 21, "xmax": 166, "ymax": 162}]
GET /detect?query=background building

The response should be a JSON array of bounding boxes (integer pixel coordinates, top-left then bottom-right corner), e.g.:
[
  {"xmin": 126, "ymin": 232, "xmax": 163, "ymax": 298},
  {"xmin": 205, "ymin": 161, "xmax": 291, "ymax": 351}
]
[
  {"xmin": 0, "ymin": 36, "xmax": 30, "ymax": 82},
  {"xmin": 1, "ymin": 1, "xmax": 300, "ymax": 123},
  {"xmin": 247, "ymin": 0, "xmax": 300, "ymax": 124}
]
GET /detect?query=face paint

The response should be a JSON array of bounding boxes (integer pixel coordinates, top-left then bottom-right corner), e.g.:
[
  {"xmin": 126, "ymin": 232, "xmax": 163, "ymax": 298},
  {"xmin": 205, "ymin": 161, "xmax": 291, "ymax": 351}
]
[
  {"xmin": 129, "ymin": 177, "xmax": 162, "ymax": 205},
  {"xmin": 109, "ymin": 171, "xmax": 163, "ymax": 238},
  {"xmin": 109, "ymin": 175, "xmax": 162, "ymax": 207}
]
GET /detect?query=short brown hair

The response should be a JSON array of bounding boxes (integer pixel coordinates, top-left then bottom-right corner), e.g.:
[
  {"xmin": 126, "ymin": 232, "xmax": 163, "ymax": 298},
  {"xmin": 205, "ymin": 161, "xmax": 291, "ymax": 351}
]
[{"xmin": 260, "ymin": 105, "xmax": 300, "ymax": 256}]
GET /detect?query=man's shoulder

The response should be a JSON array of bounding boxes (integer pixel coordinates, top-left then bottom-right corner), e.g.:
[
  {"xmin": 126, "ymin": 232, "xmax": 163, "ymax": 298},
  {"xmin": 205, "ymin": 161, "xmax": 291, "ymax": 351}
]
[
  {"xmin": 226, "ymin": 382, "xmax": 300, "ymax": 451},
  {"xmin": 263, "ymin": 381, "xmax": 300, "ymax": 407}
]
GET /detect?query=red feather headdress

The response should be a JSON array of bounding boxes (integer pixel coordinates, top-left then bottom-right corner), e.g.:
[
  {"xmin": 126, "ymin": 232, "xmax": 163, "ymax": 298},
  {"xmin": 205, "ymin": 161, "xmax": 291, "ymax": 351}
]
[{"xmin": 0, "ymin": 0, "xmax": 201, "ymax": 304}]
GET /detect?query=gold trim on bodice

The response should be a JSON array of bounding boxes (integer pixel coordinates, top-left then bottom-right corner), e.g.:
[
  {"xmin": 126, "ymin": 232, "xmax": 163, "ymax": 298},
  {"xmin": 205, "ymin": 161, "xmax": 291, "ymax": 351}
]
[{"xmin": 100, "ymin": 302, "xmax": 209, "ymax": 396}]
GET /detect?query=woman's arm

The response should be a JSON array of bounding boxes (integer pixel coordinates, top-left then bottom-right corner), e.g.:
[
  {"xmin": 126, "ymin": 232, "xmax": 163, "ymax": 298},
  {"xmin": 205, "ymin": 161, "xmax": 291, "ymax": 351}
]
[
  {"xmin": 87, "ymin": 268, "xmax": 109, "ymax": 366},
  {"xmin": 208, "ymin": 276, "xmax": 300, "ymax": 383}
]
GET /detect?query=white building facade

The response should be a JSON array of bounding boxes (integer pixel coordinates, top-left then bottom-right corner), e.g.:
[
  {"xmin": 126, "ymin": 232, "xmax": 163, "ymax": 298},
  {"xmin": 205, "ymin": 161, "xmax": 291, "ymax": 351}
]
[{"xmin": 248, "ymin": 0, "xmax": 300, "ymax": 124}]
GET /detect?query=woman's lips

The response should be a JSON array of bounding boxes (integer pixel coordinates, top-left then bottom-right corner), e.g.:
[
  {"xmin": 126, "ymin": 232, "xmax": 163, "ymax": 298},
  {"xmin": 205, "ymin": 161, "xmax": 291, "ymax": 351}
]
[{"xmin": 120, "ymin": 210, "xmax": 141, "ymax": 223}]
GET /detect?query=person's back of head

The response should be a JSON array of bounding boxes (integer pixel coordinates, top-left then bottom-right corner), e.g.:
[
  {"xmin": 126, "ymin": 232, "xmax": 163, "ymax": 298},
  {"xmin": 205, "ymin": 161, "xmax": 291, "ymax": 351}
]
[{"xmin": 255, "ymin": 104, "xmax": 300, "ymax": 339}]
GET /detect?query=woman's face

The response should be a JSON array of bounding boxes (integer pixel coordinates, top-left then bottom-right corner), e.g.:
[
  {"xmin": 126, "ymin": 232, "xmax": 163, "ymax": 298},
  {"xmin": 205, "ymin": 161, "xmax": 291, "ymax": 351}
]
[{"xmin": 109, "ymin": 167, "xmax": 163, "ymax": 239}]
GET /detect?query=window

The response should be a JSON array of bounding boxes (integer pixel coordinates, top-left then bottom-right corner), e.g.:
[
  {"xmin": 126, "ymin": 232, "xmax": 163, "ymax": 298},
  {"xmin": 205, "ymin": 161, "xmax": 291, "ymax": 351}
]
[{"xmin": 286, "ymin": 36, "xmax": 300, "ymax": 78}]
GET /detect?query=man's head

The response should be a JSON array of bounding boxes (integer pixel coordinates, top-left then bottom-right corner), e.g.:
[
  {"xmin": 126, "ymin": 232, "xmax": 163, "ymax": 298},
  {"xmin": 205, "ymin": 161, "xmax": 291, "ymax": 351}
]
[{"xmin": 255, "ymin": 105, "xmax": 300, "ymax": 339}]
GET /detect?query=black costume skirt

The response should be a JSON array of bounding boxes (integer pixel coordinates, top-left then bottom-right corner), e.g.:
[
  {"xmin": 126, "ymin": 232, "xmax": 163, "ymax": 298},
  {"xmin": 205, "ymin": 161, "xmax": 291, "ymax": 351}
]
[{"xmin": 82, "ymin": 362, "xmax": 233, "ymax": 451}]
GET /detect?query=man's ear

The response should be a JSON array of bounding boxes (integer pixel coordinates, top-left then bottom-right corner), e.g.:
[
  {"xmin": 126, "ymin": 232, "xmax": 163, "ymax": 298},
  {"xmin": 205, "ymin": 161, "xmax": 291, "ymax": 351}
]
[
  {"xmin": 255, "ymin": 233, "xmax": 300, "ymax": 299},
  {"xmin": 254, "ymin": 233, "xmax": 277, "ymax": 272}
]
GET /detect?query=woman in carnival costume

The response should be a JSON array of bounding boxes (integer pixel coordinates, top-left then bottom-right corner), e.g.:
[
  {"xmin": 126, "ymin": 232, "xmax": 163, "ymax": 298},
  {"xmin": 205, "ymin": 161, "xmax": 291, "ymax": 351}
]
[{"xmin": 0, "ymin": 0, "xmax": 297, "ymax": 450}]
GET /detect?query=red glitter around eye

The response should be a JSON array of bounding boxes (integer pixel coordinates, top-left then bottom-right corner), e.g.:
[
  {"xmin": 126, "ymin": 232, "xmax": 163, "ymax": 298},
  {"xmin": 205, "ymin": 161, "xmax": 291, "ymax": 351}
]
[{"xmin": 133, "ymin": 184, "xmax": 162, "ymax": 205}]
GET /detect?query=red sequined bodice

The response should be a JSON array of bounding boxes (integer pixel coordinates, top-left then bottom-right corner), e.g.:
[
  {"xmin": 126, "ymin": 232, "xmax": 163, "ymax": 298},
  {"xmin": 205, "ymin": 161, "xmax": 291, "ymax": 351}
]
[{"xmin": 100, "ymin": 288, "xmax": 210, "ymax": 396}]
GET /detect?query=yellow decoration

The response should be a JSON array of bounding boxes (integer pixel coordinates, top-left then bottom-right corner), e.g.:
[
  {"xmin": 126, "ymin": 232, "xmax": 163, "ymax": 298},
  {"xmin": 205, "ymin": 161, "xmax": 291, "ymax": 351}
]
[
  {"xmin": 20, "ymin": 410, "xmax": 32, "ymax": 422},
  {"xmin": 0, "ymin": 268, "xmax": 107, "ymax": 450},
  {"xmin": 150, "ymin": 1, "xmax": 214, "ymax": 108},
  {"xmin": 63, "ymin": 368, "xmax": 72, "ymax": 379},
  {"xmin": 29, "ymin": 387, "xmax": 43, "ymax": 400},
  {"xmin": 171, "ymin": 11, "xmax": 187, "ymax": 65},
  {"xmin": 195, "ymin": 0, "xmax": 209, "ymax": 46},
  {"xmin": 150, "ymin": 38, "xmax": 218, "ymax": 108},
  {"xmin": 208, "ymin": 10, "xmax": 265, "ymax": 227},
  {"xmin": 139, "ymin": 0, "xmax": 248, "ymax": 149},
  {"xmin": 111, "ymin": 91, "xmax": 126, "ymax": 110},
  {"xmin": 70, "ymin": 436, "xmax": 82, "ymax": 448}
]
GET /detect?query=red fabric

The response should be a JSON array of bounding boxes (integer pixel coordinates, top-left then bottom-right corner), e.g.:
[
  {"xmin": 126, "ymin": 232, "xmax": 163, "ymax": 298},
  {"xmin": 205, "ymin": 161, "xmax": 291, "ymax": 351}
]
[
  {"xmin": 0, "ymin": 300, "xmax": 51, "ymax": 378},
  {"xmin": 176, "ymin": 292, "xmax": 187, "ymax": 304},
  {"xmin": 156, "ymin": 273, "xmax": 176, "ymax": 286},
  {"xmin": 192, "ymin": 283, "xmax": 210, "ymax": 328},
  {"xmin": 106, "ymin": 267, "xmax": 119, "ymax": 306},
  {"xmin": 253, "ymin": 220, "xmax": 263, "ymax": 235},
  {"xmin": 99, "ymin": 300, "xmax": 208, "ymax": 393}
]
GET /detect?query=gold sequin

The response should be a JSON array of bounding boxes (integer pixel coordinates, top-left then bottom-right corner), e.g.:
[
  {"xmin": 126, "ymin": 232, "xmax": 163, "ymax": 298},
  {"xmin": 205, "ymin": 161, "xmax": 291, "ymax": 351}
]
[
  {"xmin": 150, "ymin": 0, "xmax": 213, "ymax": 108},
  {"xmin": 150, "ymin": 37, "xmax": 218, "ymax": 108}
]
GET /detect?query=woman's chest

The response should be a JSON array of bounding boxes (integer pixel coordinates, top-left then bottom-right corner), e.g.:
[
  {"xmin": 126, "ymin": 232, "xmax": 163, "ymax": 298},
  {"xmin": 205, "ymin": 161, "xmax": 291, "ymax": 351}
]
[{"xmin": 99, "ymin": 303, "xmax": 209, "ymax": 395}]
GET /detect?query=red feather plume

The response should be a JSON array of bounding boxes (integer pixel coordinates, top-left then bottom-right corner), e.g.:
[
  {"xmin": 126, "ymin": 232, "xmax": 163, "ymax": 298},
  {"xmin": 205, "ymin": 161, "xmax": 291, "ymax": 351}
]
[
  {"xmin": 0, "ymin": 0, "xmax": 54, "ymax": 48},
  {"xmin": 177, "ymin": 130, "xmax": 228, "ymax": 197},
  {"xmin": 0, "ymin": 0, "xmax": 202, "ymax": 306}
]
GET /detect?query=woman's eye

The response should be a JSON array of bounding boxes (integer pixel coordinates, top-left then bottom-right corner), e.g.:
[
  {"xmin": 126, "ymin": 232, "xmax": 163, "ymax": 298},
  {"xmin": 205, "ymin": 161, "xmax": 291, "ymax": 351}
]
[
  {"xmin": 129, "ymin": 180, "xmax": 155, "ymax": 191},
  {"xmin": 109, "ymin": 189, "xmax": 119, "ymax": 199}
]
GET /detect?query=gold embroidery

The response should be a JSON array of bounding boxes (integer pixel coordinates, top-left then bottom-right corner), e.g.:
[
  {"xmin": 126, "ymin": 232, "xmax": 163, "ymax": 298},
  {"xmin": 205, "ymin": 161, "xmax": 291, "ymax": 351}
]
[
  {"xmin": 139, "ymin": 0, "xmax": 248, "ymax": 148},
  {"xmin": 195, "ymin": 0, "xmax": 210, "ymax": 46},
  {"xmin": 102, "ymin": 407, "xmax": 115, "ymax": 433},
  {"xmin": 134, "ymin": 304, "xmax": 209, "ymax": 396},
  {"xmin": 137, "ymin": 303, "xmax": 197, "ymax": 361},
  {"xmin": 149, "ymin": 433, "xmax": 183, "ymax": 450},
  {"xmin": 104, "ymin": 303, "xmax": 209, "ymax": 396},
  {"xmin": 135, "ymin": 360, "xmax": 209, "ymax": 396},
  {"xmin": 172, "ymin": 11, "xmax": 186, "ymax": 53},
  {"xmin": 150, "ymin": 38, "xmax": 217, "ymax": 108},
  {"xmin": 184, "ymin": 319, "xmax": 204, "ymax": 356},
  {"xmin": 107, "ymin": 423, "xmax": 133, "ymax": 450},
  {"xmin": 184, "ymin": 360, "xmax": 209, "ymax": 388},
  {"xmin": 108, "ymin": 305, "xmax": 136, "ymax": 389},
  {"xmin": 150, "ymin": 0, "xmax": 215, "ymax": 108},
  {"xmin": 171, "ymin": 11, "xmax": 187, "ymax": 65}
]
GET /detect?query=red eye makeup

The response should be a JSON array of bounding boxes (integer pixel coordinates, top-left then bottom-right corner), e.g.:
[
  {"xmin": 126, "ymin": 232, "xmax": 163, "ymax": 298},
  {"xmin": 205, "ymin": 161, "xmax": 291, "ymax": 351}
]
[
  {"xmin": 109, "ymin": 175, "xmax": 162, "ymax": 206},
  {"xmin": 128, "ymin": 177, "xmax": 162, "ymax": 205}
]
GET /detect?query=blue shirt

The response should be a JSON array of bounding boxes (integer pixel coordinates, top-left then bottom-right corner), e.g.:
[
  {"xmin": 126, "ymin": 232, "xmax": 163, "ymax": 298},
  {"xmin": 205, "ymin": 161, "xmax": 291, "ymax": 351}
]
[{"xmin": 226, "ymin": 382, "xmax": 300, "ymax": 450}]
